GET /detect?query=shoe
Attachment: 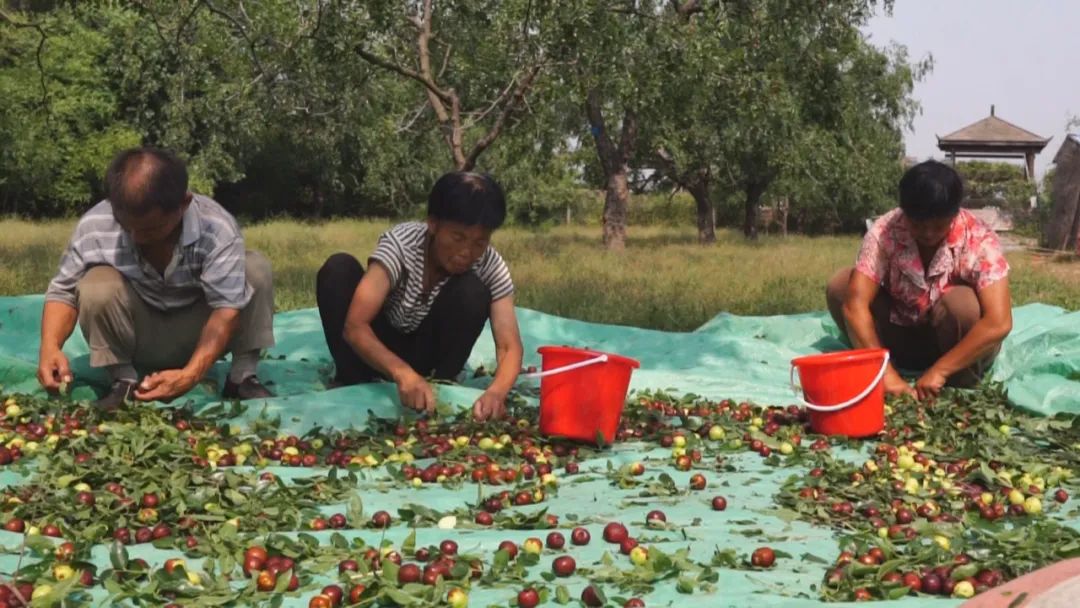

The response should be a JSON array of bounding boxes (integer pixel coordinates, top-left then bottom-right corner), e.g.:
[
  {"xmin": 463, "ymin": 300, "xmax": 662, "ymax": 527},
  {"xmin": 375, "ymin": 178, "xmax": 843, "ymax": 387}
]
[
  {"xmin": 222, "ymin": 376, "xmax": 275, "ymax": 400},
  {"xmin": 94, "ymin": 380, "xmax": 139, "ymax": 410}
]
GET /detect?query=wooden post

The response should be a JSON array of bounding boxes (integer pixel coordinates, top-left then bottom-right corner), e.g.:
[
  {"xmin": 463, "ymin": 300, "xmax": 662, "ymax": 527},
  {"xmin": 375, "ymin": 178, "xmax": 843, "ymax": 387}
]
[{"xmin": 1025, "ymin": 151, "xmax": 1036, "ymax": 182}]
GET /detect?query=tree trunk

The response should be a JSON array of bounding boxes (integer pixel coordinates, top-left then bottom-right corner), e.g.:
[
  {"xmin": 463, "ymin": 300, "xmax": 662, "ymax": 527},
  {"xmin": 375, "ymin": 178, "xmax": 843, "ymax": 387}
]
[
  {"xmin": 603, "ymin": 171, "xmax": 630, "ymax": 250},
  {"xmin": 585, "ymin": 90, "xmax": 636, "ymax": 250},
  {"xmin": 688, "ymin": 180, "xmax": 715, "ymax": 244},
  {"xmin": 743, "ymin": 181, "xmax": 766, "ymax": 240}
]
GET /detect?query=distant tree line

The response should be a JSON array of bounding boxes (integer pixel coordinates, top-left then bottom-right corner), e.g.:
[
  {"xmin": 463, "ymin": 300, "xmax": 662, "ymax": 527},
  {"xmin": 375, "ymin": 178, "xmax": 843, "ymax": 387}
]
[{"xmin": 1, "ymin": 0, "xmax": 927, "ymax": 245}]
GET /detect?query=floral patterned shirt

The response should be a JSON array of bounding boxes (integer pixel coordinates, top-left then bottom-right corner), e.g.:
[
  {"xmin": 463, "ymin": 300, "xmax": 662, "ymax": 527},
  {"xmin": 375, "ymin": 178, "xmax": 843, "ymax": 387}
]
[{"xmin": 855, "ymin": 208, "xmax": 1010, "ymax": 326}]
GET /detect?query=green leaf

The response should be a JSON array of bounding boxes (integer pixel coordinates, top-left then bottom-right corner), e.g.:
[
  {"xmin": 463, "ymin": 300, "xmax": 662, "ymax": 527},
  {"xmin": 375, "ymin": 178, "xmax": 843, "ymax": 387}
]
[
  {"xmin": 347, "ymin": 495, "xmax": 364, "ymax": 527},
  {"xmin": 952, "ymin": 563, "xmax": 978, "ymax": 580},
  {"xmin": 56, "ymin": 474, "xmax": 78, "ymax": 488},
  {"xmin": 382, "ymin": 561, "xmax": 400, "ymax": 584},
  {"xmin": 555, "ymin": 585, "xmax": 571, "ymax": 604},
  {"xmin": 109, "ymin": 540, "xmax": 129, "ymax": 571},
  {"xmin": 219, "ymin": 522, "xmax": 238, "ymax": 541},
  {"xmin": 676, "ymin": 576, "xmax": 695, "ymax": 594},
  {"xmin": 384, "ymin": 587, "xmax": 419, "ymax": 605},
  {"xmin": 402, "ymin": 529, "xmax": 417, "ymax": 555},
  {"xmin": 274, "ymin": 569, "xmax": 293, "ymax": 593},
  {"xmin": 23, "ymin": 534, "xmax": 54, "ymax": 553},
  {"xmin": 492, "ymin": 549, "xmax": 510, "ymax": 573},
  {"xmin": 887, "ymin": 586, "xmax": 911, "ymax": 600},
  {"xmin": 331, "ymin": 533, "xmax": 349, "ymax": 549}
]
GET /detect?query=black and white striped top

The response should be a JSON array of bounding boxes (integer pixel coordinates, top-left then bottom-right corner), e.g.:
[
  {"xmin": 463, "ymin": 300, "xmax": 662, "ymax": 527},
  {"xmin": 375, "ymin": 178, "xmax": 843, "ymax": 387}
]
[{"xmin": 370, "ymin": 222, "xmax": 514, "ymax": 333}]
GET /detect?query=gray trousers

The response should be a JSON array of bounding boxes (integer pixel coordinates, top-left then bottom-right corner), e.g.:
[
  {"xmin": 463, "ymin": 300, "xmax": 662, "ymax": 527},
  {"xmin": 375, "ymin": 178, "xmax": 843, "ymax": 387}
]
[{"xmin": 75, "ymin": 251, "xmax": 275, "ymax": 371}]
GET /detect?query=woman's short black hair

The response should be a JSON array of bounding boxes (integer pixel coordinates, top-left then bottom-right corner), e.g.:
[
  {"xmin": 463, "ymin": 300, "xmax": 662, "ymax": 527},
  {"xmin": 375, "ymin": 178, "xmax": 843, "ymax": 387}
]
[
  {"xmin": 898, "ymin": 160, "xmax": 964, "ymax": 221},
  {"xmin": 427, "ymin": 172, "xmax": 507, "ymax": 230},
  {"xmin": 105, "ymin": 147, "xmax": 189, "ymax": 216}
]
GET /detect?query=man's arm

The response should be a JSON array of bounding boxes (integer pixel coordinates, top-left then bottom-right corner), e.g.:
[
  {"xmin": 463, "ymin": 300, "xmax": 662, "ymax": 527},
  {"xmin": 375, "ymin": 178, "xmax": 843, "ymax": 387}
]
[
  {"xmin": 343, "ymin": 262, "xmax": 434, "ymax": 413},
  {"xmin": 473, "ymin": 296, "xmax": 524, "ymax": 420},
  {"xmin": 916, "ymin": 279, "xmax": 1012, "ymax": 400},
  {"xmin": 135, "ymin": 308, "xmax": 240, "ymax": 401},
  {"xmin": 843, "ymin": 271, "xmax": 916, "ymax": 397},
  {"xmin": 37, "ymin": 301, "xmax": 78, "ymax": 392},
  {"xmin": 39, "ymin": 226, "xmax": 88, "ymax": 392},
  {"xmin": 137, "ymin": 228, "xmax": 251, "ymax": 401}
]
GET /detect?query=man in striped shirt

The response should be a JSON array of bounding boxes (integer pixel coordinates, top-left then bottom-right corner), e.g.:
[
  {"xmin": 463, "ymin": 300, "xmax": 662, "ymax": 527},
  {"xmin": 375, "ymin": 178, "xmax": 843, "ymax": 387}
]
[
  {"xmin": 316, "ymin": 172, "xmax": 524, "ymax": 420},
  {"xmin": 39, "ymin": 147, "xmax": 276, "ymax": 408}
]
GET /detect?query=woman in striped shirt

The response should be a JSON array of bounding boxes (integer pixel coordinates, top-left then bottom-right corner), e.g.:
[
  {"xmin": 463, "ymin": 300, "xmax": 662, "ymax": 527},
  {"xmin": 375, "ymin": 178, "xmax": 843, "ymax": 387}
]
[{"xmin": 316, "ymin": 172, "xmax": 523, "ymax": 420}]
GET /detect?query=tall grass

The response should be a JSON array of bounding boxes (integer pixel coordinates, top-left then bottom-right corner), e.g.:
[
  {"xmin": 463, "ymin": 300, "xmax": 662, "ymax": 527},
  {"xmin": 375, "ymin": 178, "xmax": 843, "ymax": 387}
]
[{"xmin": 2, "ymin": 218, "xmax": 1077, "ymax": 331}]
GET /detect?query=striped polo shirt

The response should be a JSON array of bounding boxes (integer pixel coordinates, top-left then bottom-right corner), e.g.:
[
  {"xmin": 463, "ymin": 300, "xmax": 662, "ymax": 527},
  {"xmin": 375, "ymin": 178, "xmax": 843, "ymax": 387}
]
[
  {"xmin": 45, "ymin": 195, "xmax": 253, "ymax": 311},
  {"xmin": 370, "ymin": 222, "xmax": 514, "ymax": 333}
]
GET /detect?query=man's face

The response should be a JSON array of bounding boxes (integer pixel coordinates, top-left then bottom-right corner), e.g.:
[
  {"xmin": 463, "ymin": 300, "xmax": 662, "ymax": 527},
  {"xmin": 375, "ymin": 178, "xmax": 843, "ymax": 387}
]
[
  {"xmin": 905, "ymin": 214, "xmax": 955, "ymax": 251},
  {"xmin": 427, "ymin": 219, "xmax": 493, "ymax": 275},
  {"xmin": 113, "ymin": 200, "xmax": 188, "ymax": 248}
]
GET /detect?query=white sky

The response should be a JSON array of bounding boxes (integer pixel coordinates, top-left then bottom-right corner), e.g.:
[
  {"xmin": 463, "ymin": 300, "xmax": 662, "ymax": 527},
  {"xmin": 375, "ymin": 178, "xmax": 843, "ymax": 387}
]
[{"xmin": 863, "ymin": 0, "xmax": 1080, "ymax": 179}]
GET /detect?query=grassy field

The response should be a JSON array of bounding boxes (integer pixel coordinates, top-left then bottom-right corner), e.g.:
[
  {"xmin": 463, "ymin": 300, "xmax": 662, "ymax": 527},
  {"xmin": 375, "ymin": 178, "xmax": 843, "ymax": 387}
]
[{"xmin": 1, "ymin": 218, "xmax": 1077, "ymax": 331}]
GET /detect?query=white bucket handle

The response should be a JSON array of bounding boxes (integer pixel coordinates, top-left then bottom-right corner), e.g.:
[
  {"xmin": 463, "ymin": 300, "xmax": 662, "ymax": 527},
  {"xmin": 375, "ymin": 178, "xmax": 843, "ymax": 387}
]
[
  {"xmin": 524, "ymin": 354, "xmax": 609, "ymax": 379},
  {"xmin": 790, "ymin": 351, "xmax": 890, "ymax": 412}
]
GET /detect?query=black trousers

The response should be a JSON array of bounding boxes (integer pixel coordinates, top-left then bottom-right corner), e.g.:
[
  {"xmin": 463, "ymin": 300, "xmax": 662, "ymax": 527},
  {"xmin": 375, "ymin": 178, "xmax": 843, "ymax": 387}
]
[{"xmin": 315, "ymin": 253, "xmax": 491, "ymax": 385}]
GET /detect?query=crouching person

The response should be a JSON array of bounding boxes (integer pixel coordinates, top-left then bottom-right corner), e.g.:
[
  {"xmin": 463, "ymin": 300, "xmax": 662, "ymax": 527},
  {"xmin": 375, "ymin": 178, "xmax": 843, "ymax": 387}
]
[
  {"xmin": 37, "ymin": 147, "xmax": 276, "ymax": 408},
  {"xmin": 826, "ymin": 160, "xmax": 1013, "ymax": 401},
  {"xmin": 316, "ymin": 172, "xmax": 524, "ymax": 421}
]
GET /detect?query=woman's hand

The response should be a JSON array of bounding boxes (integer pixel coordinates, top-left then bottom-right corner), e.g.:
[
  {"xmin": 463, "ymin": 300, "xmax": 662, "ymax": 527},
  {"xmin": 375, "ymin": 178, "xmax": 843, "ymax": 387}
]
[
  {"xmin": 884, "ymin": 368, "xmax": 916, "ymax": 398},
  {"xmin": 397, "ymin": 371, "xmax": 436, "ymax": 414},
  {"xmin": 473, "ymin": 389, "xmax": 507, "ymax": 421},
  {"xmin": 915, "ymin": 367, "xmax": 948, "ymax": 402}
]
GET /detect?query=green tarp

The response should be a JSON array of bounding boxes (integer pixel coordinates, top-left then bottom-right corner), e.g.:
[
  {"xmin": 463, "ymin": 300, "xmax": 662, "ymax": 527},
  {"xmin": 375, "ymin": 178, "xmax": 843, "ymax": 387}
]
[
  {"xmin": 1, "ymin": 296, "xmax": 1077, "ymax": 421},
  {"xmin": 0, "ymin": 295, "xmax": 1077, "ymax": 607}
]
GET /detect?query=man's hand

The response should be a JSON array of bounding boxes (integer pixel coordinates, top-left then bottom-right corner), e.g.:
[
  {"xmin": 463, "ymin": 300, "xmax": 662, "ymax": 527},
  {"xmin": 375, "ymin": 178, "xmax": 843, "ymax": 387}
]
[
  {"xmin": 884, "ymin": 369, "xmax": 916, "ymax": 398},
  {"xmin": 915, "ymin": 367, "xmax": 948, "ymax": 402},
  {"xmin": 397, "ymin": 371, "xmax": 435, "ymax": 414},
  {"xmin": 473, "ymin": 389, "xmax": 507, "ymax": 422},
  {"xmin": 135, "ymin": 369, "xmax": 198, "ymax": 403},
  {"xmin": 37, "ymin": 348, "xmax": 73, "ymax": 394}
]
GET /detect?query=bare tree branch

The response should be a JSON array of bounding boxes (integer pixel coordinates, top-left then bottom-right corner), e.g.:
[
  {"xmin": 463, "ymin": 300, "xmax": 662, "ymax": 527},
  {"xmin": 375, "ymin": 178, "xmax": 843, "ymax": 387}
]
[
  {"xmin": 175, "ymin": 0, "xmax": 206, "ymax": 47},
  {"xmin": 414, "ymin": 0, "xmax": 461, "ymax": 159},
  {"xmin": 355, "ymin": 47, "xmax": 452, "ymax": 104},
  {"xmin": 359, "ymin": 0, "xmax": 542, "ymax": 170},
  {"xmin": 203, "ymin": 0, "xmax": 269, "ymax": 79},
  {"xmin": 356, "ymin": 0, "xmax": 469, "ymax": 167},
  {"xmin": 437, "ymin": 42, "xmax": 452, "ymax": 80},
  {"xmin": 655, "ymin": 147, "xmax": 689, "ymax": 186},
  {"xmin": 130, "ymin": 0, "xmax": 172, "ymax": 47},
  {"xmin": 585, "ymin": 88, "xmax": 618, "ymax": 175},
  {"xmin": 464, "ymin": 71, "xmax": 521, "ymax": 130},
  {"xmin": 0, "ymin": 9, "xmax": 49, "ymax": 113},
  {"xmin": 397, "ymin": 101, "xmax": 431, "ymax": 133},
  {"xmin": 303, "ymin": 0, "xmax": 327, "ymax": 41},
  {"xmin": 463, "ymin": 63, "xmax": 543, "ymax": 170}
]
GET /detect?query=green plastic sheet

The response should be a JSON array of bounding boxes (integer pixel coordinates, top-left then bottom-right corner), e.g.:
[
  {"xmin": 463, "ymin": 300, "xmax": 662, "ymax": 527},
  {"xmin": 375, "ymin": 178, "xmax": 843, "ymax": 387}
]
[
  {"xmin": 0, "ymin": 294, "xmax": 1077, "ymax": 606},
  {"xmin": 1, "ymin": 296, "xmax": 1076, "ymax": 419}
]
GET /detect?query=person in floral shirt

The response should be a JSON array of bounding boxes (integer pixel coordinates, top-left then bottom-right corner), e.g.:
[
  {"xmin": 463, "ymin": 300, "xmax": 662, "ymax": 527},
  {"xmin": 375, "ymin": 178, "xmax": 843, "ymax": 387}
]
[{"xmin": 826, "ymin": 160, "xmax": 1013, "ymax": 401}]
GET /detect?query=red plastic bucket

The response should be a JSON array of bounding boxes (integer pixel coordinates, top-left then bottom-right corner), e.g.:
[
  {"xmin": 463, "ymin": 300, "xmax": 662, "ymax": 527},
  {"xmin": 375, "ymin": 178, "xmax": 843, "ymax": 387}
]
[
  {"xmin": 790, "ymin": 348, "xmax": 890, "ymax": 438},
  {"xmin": 532, "ymin": 346, "xmax": 640, "ymax": 445}
]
